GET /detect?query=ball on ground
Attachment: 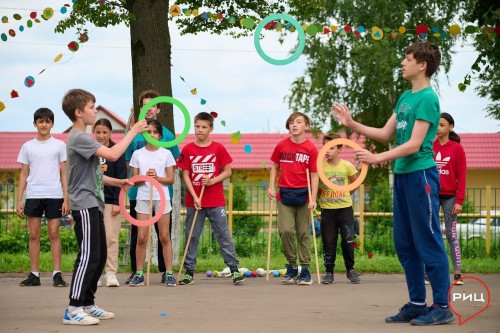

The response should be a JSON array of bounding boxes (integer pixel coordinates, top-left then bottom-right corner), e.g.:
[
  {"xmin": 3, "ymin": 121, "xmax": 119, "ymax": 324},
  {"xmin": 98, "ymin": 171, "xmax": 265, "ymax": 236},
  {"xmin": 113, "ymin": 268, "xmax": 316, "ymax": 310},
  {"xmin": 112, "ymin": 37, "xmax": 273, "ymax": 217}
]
[
  {"xmin": 256, "ymin": 268, "xmax": 266, "ymax": 277},
  {"xmin": 206, "ymin": 270, "xmax": 212, "ymax": 277},
  {"xmin": 251, "ymin": 270, "xmax": 258, "ymax": 277},
  {"xmin": 272, "ymin": 270, "xmax": 280, "ymax": 277},
  {"xmin": 244, "ymin": 270, "xmax": 252, "ymax": 277}
]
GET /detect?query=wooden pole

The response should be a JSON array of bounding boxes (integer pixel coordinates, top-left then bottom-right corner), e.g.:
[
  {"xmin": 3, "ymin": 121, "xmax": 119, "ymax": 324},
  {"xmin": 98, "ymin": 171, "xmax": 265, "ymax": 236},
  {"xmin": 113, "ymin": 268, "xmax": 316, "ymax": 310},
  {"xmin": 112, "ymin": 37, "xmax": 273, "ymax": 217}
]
[
  {"xmin": 177, "ymin": 185, "xmax": 205, "ymax": 282},
  {"xmin": 265, "ymin": 198, "xmax": 273, "ymax": 281},
  {"xmin": 146, "ymin": 184, "xmax": 153, "ymax": 286},
  {"xmin": 306, "ymin": 168, "xmax": 321, "ymax": 285}
]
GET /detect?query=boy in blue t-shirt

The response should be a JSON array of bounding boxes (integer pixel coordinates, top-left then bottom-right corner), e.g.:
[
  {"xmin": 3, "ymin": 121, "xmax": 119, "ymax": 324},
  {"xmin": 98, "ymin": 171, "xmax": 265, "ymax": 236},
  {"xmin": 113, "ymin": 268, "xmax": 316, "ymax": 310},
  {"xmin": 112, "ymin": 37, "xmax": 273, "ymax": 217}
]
[{"xmin": 332, "ymin": 42, "xmax": 454, "ymax": 326}]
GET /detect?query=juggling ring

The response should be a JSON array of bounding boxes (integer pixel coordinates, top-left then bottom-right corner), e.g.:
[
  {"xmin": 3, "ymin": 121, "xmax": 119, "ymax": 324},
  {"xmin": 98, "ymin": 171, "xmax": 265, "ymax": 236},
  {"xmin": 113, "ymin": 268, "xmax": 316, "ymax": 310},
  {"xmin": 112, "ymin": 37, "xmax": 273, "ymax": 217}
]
[
  {"xmin": 317, "ymin": 138, "xmax": 368, "ymax": 193},
  {"xmin": 119, "ymin": 175, "xmax": 166, "ymax": 227},
  {"xmin": 254, "ymin": 13, "xmax": 306, "ymax": 65},
  {"xmin": 138, "ymin": 96, "xmax": 191, "ymax": 148}
]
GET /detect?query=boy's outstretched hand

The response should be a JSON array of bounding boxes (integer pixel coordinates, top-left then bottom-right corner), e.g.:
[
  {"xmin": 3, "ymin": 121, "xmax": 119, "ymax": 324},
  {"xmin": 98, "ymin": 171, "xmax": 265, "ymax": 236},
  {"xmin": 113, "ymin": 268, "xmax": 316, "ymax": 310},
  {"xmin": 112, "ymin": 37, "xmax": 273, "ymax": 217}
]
[
  {"xmin": 130, "ymin": 119, "xmax": 148, "ymax": 134},
  {"xmin": 331, "ymin": 102, "xmax": 353, "ymax": 127},
  {"xmin": 120, "ymin": 179, "xmax": 134, "ymax": 192}
]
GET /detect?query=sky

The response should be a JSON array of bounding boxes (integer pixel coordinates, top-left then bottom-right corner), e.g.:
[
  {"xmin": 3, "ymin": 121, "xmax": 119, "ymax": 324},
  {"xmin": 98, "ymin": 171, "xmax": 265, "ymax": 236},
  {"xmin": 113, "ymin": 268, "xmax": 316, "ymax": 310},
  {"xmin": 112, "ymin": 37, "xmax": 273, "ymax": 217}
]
[{"xmin": 1, "ymin": 0, "xmax": 499, "ymax": 135}]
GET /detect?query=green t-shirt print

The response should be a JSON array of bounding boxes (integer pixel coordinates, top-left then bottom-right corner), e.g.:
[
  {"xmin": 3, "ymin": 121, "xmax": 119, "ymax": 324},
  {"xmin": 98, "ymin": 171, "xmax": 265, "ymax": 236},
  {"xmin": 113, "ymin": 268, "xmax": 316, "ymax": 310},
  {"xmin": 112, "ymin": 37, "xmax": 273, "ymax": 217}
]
[{"xmin": 394, "ymin": 87, "xmax": 440, "ymax": 174}]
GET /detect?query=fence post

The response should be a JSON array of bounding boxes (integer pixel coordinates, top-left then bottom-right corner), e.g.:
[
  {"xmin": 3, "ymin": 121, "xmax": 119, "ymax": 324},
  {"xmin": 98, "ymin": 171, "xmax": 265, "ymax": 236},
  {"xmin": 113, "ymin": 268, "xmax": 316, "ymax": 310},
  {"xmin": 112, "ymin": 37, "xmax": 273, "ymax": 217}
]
[
  {"xmin": 228, "ymin": 182, "xmax": 233, "ymax": 235},
  {"xmin": 485, "ymin": 185, "xmax": 491, "ymax": 257},
  {"xmin": 359, "ymin": 184, "xmax": 365, "ymax": 254}
]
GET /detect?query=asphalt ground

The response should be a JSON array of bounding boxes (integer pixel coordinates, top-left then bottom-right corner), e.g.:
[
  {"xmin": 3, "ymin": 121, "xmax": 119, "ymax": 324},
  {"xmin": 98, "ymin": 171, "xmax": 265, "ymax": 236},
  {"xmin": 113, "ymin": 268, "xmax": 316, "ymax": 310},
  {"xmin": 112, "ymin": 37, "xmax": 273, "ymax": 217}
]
[{"xmin": 0, "ymin": 272, "xmax": 498, "ymax": 333}]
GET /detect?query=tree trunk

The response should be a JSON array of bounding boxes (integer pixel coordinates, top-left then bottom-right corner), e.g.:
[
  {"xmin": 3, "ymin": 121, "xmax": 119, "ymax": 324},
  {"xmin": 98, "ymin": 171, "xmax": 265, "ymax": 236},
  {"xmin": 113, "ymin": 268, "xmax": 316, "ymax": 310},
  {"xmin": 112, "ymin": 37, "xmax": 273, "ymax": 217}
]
[{"xmin": 129, "ymin": 0, "xmax": 174, "ymax": 132}]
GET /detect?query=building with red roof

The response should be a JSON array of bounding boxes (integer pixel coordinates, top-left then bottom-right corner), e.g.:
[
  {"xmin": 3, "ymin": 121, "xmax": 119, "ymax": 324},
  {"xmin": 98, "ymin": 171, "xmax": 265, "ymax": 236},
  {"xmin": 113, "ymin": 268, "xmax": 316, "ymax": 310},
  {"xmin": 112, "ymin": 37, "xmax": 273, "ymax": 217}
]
[{"xmin": 0, "ymin": 131, "xmax": 499, "ymax": 210}]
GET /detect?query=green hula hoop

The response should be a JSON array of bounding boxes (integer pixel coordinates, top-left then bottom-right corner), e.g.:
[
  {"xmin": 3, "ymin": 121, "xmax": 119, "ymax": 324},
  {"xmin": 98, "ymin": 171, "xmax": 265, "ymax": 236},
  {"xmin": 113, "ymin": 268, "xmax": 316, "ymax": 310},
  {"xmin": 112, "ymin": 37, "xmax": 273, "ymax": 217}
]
[
  {"xmin": 138, "ymin": 96, "xmax": 191, "ymax": 148},
  {"xmin": 253, "ymin": 13, "xmax": 306, "ymax": 66}
]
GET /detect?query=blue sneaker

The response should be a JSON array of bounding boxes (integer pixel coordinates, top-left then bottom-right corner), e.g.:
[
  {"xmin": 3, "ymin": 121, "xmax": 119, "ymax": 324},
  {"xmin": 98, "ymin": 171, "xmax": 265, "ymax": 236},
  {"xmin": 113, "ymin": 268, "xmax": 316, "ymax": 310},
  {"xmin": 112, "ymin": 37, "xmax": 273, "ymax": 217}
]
[
  {"xmin": 281, "ymin": 264, "xmax": 298, "ymax": 284},
  {"xmin": 410, "ymin": 305, "xmax": 454, "ymax": 326},
  {"xmin": 385, "ymin": 303, "xmax": 427, "ymax": 323},
  {"xmin": 165, "ymin": 274, "xmax": 176, "ymax": 287},
  {"xmin": 298, "ymin": 267, "xmax": 312, "ymax": 285},
  {"xmin": 129, "ymin": 274, "xmax": 144, "ymax": 287}
]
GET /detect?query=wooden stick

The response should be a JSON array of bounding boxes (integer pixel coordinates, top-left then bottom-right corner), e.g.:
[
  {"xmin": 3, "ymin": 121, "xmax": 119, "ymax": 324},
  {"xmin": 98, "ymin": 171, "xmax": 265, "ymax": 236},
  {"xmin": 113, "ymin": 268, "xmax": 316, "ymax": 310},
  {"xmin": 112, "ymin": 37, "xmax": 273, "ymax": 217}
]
[
  {"xmin": 146, "ymin": 184, "xmax": 153, "ymax": 286},
  {"xmin": 265, "ymin": 198, "xmax": 274, "ymax": 281},
  {"xmin": 177, "ymin": 185, "xmax": 205, "ymax": 282},
  {"xmin": 306, "ymin": 168, "xmax": 321, "ymax": 285}
]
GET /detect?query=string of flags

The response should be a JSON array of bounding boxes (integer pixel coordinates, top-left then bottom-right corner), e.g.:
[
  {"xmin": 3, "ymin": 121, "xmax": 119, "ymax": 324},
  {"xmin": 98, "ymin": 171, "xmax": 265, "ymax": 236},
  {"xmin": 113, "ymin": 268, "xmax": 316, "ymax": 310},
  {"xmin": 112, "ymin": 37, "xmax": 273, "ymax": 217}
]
[
  {"xmin": 1, "ymin": 4, "xmax": 71, "ymax": 42},
  {"xmin": 169, "ymin": 4, "xmax": 500, "ymax": 40},
  {"xmin": 0, "ymin": 2, "xmax": 95, "ymax": 113},
  {"xmin": 169, "ymin": 64, "xmax": 249, "ymax": 150}
]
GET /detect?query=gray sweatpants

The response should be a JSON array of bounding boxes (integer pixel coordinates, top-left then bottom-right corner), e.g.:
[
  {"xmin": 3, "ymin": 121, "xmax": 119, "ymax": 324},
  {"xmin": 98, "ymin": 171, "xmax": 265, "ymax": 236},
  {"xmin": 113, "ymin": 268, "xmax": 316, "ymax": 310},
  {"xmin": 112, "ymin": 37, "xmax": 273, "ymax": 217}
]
[
  {"xmin": 440, "ymin": 196, "xmax": 462, "ymax": 271},
  {"xmin": 183, "ymin": 206, "xmax": 239, "ymax": 272}
]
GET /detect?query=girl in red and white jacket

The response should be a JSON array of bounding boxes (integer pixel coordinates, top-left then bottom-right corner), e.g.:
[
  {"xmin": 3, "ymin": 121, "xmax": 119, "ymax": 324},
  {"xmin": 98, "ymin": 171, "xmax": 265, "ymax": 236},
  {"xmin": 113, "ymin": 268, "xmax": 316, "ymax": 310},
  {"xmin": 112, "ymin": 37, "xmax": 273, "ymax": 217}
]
[{"xmin": 433, "ymin": 112, "xmax": 466, "ymax": 285}]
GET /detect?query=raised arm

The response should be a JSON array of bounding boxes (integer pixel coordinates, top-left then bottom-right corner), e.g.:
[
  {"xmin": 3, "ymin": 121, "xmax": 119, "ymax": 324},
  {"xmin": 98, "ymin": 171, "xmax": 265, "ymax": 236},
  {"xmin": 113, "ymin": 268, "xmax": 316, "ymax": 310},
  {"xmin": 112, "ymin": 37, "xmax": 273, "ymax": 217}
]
[
  {"xmin": 95, "ymin": 120, "xmax": 147, "ymax": 162},
  {"xmin": 356, "ymin": 119, "xmax": 430, "ymax": 165},
  {"xmin": 331, "ymin": 103, "xmax": 396, "ymax": 143}
]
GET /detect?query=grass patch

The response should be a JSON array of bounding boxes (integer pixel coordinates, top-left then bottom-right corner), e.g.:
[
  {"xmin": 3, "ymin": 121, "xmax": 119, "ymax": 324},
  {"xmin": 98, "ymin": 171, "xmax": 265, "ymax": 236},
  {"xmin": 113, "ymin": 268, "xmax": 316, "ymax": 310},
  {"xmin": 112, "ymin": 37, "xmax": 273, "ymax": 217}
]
[{"xmin": 1, "ymin": 251, "xmax": 498, "ymax": 274}]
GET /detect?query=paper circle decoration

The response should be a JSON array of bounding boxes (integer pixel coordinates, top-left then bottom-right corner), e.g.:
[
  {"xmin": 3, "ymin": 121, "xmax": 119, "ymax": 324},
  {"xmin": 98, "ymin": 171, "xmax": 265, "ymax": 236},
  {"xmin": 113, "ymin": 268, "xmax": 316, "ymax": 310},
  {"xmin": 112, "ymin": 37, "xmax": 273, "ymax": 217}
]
[
  {"xmin": 24, "ymin": 76, "xmax": 35, "ymax": 88},
  {"xmin": 42, "ymin": 7, "xmax": 54, "ymax": 20}
]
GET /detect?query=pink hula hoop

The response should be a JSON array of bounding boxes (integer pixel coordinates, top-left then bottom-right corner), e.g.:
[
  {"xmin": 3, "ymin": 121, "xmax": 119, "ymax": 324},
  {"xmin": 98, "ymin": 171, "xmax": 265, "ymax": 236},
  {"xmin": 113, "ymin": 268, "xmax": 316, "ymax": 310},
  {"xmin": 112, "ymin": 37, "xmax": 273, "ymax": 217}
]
[{"xmin": 119, "ymin": 175, "xmax": 166, "ymax": 227}]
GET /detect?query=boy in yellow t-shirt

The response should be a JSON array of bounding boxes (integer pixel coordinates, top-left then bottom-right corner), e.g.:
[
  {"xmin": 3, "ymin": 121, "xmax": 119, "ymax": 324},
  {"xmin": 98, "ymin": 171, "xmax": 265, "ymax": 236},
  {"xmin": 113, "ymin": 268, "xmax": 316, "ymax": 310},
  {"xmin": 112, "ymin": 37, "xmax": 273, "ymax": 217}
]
[{"xmin": 319, "ymin": 132, "xmax": 360, "ymax": 284}]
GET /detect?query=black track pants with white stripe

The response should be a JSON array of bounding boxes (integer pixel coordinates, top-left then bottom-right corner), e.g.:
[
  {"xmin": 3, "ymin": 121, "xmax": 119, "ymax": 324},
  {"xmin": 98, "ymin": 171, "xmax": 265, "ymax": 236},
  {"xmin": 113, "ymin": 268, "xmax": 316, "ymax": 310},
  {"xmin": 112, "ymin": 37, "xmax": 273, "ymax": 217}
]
[{"xmin": 69, "ymin": 207, "xmax": 106, "ymax": 307}]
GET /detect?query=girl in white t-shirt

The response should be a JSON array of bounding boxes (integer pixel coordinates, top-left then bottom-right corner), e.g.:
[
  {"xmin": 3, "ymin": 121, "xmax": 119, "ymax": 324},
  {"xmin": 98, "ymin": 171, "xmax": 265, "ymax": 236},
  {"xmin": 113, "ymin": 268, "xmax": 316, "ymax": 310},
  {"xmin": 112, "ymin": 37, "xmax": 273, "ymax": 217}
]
[{"xmin": 129, "ymin": 119, "xmax": 176, "ymax": 287}]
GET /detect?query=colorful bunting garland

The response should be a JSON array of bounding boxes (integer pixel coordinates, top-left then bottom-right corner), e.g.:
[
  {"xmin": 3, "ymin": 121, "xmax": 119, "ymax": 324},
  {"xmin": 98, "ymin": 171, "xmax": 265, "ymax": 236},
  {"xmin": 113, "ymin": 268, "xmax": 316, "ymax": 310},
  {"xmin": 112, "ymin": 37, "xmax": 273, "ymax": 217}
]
[
  {"xmin": 169, "ymin": 4, "xmax": 500, "ymax": 41},
  {"xmin": 0, "ymin": 4, "xmax": 71, "ymax": 43}
]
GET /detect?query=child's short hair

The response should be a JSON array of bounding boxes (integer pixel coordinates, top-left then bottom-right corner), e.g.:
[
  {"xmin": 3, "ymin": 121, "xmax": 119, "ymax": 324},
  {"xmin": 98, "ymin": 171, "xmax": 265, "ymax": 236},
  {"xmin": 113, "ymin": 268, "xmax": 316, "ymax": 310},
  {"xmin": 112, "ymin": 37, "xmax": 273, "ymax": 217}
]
[
  {"xmin": 406, "ymin": 42, "xmax": 441, "ymax": 77},
  {"xmin": 62, "ymin": 89, "xmax": 96, "ymax": 122},
  {"xmin": 285, "ymin": 111, "xmax": 310, "ymax": 130},
  {"xmin": 323, "ymin": 132, "xmax": 343, "ymax": 148},
  {"xmin": 194, "ymin": 112, "xmax": 214, "ymax": 127},
  {"xmin": 33, "ymin": 107, "xmax": 54, "ymax": 124},
  {"xmin": 146, "ymin": 119, "xmax": 163, "ymax": 139},
  {"xmin": 138, "ymin": 90, "xmax": 160, "ymax": 107}
]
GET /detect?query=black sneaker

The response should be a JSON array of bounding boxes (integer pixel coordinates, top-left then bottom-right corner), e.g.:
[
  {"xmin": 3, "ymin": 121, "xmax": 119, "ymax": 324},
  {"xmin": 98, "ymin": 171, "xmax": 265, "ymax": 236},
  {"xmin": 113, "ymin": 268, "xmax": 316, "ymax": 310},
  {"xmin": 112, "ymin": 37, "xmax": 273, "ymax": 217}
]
[
  {"xmin": 298, "ymin": 267, "xmax": 312, "ymax": 285},
  {"xmin": 161, "ymin": 272, "xmax": 166, "ymax": 284},
  {"xmin": 321, "ymin": 272, "xmax": 334, "ymax": 284},
  {"xmin": 232, "ymin": 271, "xmax": 245, "ymax": 285},
  {"xmin": 385, "ymin": 303, "xmax": 427, "ymax": 323},
  {"xmin": 125, "ymin": 273, "xmax": 134, "ymax": 285},
  {"xmin": 410, "ymin": 305, "xmax": 454, "ymax": 325},
  {"xmin": 53, "ymin": 272, "xmax": 69, "ymax": 287},
  {"xmin": 20, "ymin": 273, "xmax": 41, "ymax": 286},
  {"xmin": 346, "ymin": 269, "xmax": 360, "ymax": 283},
  {"xmin": 179, "ymin": 273, "xmax": 194, "ymax": 285},
  {"xmin": 281, "ymin": 264, "xmax": 298, "ymax": 284},
  {"xmin": 453, "ymin": 274, "xmax": 464, "ymax": 285}
]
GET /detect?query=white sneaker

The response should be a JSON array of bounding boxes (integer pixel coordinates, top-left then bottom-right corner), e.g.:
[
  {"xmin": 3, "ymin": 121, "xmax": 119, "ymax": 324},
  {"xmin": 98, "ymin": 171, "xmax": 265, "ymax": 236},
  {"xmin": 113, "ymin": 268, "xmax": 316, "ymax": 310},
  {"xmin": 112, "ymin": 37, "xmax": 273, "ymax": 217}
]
[
  {"xmin": 84, "ymin": 305, "xmax": 115, "ymax": 320},
  {"xmin": 97, "ymin": 279, "xmax": 102, "ymax": 287},
  {"xmin": 105, "ymin": 273, "xmax": 120, "ymax": 287},
  {"xmin": 63, "ymin": 308, "xmax": 100, "ymax": 325}
]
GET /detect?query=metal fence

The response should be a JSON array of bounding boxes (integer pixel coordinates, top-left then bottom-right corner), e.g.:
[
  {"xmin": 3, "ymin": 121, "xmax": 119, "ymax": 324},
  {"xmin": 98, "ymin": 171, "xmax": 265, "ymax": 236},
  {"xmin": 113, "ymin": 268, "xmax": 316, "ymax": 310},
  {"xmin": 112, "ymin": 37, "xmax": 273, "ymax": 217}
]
[{"xmin": 1, "ymin": 183, "xmax": 499, "ymax": 259}]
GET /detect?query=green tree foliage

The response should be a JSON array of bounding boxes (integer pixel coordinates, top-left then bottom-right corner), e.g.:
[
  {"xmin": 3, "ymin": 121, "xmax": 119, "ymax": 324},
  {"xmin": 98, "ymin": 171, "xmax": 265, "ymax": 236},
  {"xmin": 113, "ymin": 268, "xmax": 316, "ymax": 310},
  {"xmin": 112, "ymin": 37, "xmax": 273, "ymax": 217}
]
[
  {"xmin": 54, "ymin": 0, "xmax": 286, "ymax": 130},
  {"xmin": 460, "ymin": 0, "xmax": 500, "ymax": 120},
  {"xmin": 285, "ymin": 0, "xmax": 461, "ymax": 184}
]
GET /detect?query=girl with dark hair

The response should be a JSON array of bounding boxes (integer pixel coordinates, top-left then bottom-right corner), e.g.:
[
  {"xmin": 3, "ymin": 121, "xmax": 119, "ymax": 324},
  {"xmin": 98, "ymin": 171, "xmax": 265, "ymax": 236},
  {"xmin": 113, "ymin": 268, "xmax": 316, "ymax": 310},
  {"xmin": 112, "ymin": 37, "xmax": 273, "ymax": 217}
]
[
  {"xmin": 433, "ymin": 112, "xmax": 466, "ymax": 285},
  {"xmin": 93, "ymin": 118, "xmax": 127, "ymax": 287},
  {"xmin": 128, "ymin": 119, "xmax": 177, "ymax": 286}
]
